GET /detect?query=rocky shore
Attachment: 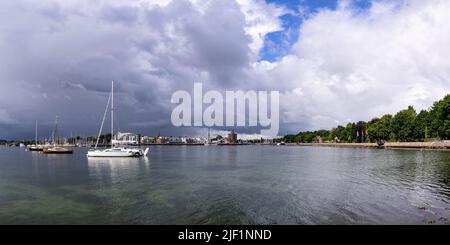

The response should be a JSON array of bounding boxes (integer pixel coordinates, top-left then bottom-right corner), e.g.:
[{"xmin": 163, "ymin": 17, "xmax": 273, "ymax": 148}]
[{"xmin": 288, "ymin": 141, "xmax": 450, "ymax": 150}]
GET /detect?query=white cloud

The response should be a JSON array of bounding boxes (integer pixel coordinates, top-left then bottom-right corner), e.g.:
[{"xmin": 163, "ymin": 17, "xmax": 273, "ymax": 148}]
[
  {"xmin": 236, "ymin": 0, "xmax": 286, "ymax": 56},
  {"xmin": 272, "ymin": 0, "xmax": 450, "ymax": 131},
  {"xmin": 1, "ymin": 0, "xmax": 450, "ymax": 138}
]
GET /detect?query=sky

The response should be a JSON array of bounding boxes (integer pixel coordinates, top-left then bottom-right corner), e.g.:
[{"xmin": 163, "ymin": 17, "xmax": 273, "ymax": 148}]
[{"xmin": 1, "ymin": 0, "xmax": 450, "ymax": 140}]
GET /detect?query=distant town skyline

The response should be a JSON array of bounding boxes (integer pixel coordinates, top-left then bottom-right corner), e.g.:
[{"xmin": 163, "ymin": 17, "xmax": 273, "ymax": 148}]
[{"xmin": 1, "ymin": 0, "xmax": 450, "ymax": 140}]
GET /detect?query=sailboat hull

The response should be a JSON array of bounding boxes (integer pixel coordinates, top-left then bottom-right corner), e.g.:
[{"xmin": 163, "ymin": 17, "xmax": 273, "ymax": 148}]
[
  {"xmin": 86, "ymin": 148, "xmax": 146, "ymax": 157},
  {"xmin": 29, "ymin": 147, "xmax": 44, "ymax": 151},
  {"xmin": 87, "ymin": 151, "xmax": 135, "ymax": 157},
  {"xmin": 43, "ymin": 147, "xmax": 73, "ymax": 154}
]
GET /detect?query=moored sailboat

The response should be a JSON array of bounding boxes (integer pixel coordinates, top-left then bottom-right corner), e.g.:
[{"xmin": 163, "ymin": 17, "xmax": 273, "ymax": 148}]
[
  {"xmin": 29, "ymin": 120, "xmax": 44, "ymax": 151},
  {"xmin": 43, "ymin": 116, "xmax": 73, "ymax": 154},
  {"xmin": 87, "ymin": 80, "xmax": 149, "ymax": 157},
  {"xmin": 43, "ymin": 146, "xmax": 73, "ymax": 154}
]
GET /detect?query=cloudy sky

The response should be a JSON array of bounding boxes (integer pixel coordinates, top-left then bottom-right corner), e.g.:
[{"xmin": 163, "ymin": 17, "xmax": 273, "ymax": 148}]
[{"xmin": 1, "ymin": 0, "xmax": 449, "ymax": 139}]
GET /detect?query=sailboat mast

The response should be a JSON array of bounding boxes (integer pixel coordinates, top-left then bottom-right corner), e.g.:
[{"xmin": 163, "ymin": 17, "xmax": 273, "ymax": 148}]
[
  {"xmin": 54, "ymin": 116, "xmax": 59, "ymax": 146},
  {"xmin": 111, "ymin": 80, "xmax": 114, "ymax": 148},
  {"xmin": 208, "ymin": 127, "xmax": 210, "ymax": 143},
  {"xmin": 35, "ymin": 120, "xmax": 38, "ymax": 145}
]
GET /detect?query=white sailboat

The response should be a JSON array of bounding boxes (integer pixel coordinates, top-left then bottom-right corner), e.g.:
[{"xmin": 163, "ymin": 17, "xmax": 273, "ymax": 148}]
[
  {"xmin": 87, "ymin": 80, "xmax": 149, "ymax": 157},
  {"xmin": 29, "ymin": 120, "xmax": 43, "ymax": 151}
]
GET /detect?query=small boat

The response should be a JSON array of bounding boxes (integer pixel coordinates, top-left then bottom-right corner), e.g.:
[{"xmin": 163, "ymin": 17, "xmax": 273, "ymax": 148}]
[
  {"xmin": 43, "ymin": 116, "xmax": 74, "ymax": 154},
  {"xmin": 29, "ymin": 120, "xmax": 44, "ymax": 151},
  {"xmin": 277, "ymin": 142, "xmax": 286, "ymax": 146},
  {"xmin": 29, "ymin": 145, "xmax": 44, "ymax": 151},
  {"xmin": 87, "ymin": 80, "xmax": 149, "ymax": 158},
  {"xmin": 87, "ymin": 147, "xmax": 148, "ymax": 157},
  {"xmin": 376, "ymin": 140, "xmax": 385, "ymax": 149},
  {"xmin": 43, "ymin": 146, "xmax": 73, "ymax": 154}
]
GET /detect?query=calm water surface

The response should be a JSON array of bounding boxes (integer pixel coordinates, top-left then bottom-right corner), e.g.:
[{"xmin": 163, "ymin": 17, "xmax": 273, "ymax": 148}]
[{"xmin": 0, "ymin": 145, "xmax": 449, "ymax": 224}]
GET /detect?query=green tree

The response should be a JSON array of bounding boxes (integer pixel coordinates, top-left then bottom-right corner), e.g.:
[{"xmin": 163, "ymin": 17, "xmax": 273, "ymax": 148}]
[
  {"xmin": 368, "ymin": 114, "xmax": 392, "ymax": 142},
  {"xmin": 412, "ymin": 110, "xmax": 431, "ymax": 141},
  {"xmin": 345, "ymin": 123, "xmax": 355, "ymax": 142},
  {"xmin": 330, "ymin": 125, "xmax": 345, "ymax": 142},
  {"xmin": 284, "ymin": 94, "xmax": 449, "ymax": 143},
  {"xmin": 429, "ymin": 95, "xmax": 450, "ymax": 139},
  {"xmin": 355, "ymin": 121, "xmax": 367, "ymax": 143},
  {"xmin": 284, "ymin": 134, "xmax": 296, "ymax": 143},
  {"xmin": 391, "ymin": 106, "xmax": 417, "ymax": 141}
]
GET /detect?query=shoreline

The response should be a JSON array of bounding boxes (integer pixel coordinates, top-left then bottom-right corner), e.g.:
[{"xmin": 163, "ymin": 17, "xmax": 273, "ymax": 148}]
[{"xmin": 287, "ymin": 142, "xmax": 450, "ymax": 151}]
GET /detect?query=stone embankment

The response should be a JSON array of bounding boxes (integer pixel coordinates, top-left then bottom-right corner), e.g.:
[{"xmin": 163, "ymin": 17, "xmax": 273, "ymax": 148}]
[{"xmin": 287, "ymin": 141, "xmax": 450, "ymax": 150}]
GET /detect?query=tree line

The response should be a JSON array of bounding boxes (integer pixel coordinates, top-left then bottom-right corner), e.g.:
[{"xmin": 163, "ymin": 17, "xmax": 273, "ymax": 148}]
[{"xmin": 284, "ymin": 94, "xmax": 450, "ymax": 143}]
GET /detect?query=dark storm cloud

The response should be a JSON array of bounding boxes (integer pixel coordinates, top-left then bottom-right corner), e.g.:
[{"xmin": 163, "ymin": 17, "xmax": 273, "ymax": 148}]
[
  {"xmin": 0, "ymin": 0, "xmax": 260, "ymax": 139},
  {"xmin": 3, "ymin": 0, "xmax": 446, "ymax": 140}
]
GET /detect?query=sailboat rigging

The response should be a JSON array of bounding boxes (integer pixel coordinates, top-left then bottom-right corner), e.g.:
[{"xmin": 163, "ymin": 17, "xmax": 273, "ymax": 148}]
[
  {"xmin": 87, "ymin": 80, "xmax": 149, "ymax": 157},
  {"xmin": 29, "ymin": 120, "xmax": 43, "ymax": 151},
  {"xmin": 43, "ymin": 116, "xmax": 73, "ymax": 154}
]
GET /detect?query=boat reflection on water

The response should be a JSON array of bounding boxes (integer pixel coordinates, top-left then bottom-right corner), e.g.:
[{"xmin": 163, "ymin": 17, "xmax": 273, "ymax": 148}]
[
  {"xmin": 87, "ymin": 155, "xmax": 151, "ymax": 182},
  {"xmin": 87, "ymin": 156, "xmax": 149, "ymax": 165}
]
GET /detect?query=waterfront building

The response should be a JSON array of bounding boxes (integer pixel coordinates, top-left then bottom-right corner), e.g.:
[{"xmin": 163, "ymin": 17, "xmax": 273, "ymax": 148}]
[
  {"xmin": 226, "ymin": 130, "xmax": 238, "ymax": 144},
  {"xmin": 211, "ymin": 135, "xmax": 224, "ymax": 144},
  {"xmin": 111, "ymin": 132, "xmax": 140, "ymax": 146},
  {"xmin": 168, "ymin": 136, "xmax": 183, "ymax": 144},
  {"xmin": 140, "ymin": 136, "xmax": 155, "ymax": 144}
]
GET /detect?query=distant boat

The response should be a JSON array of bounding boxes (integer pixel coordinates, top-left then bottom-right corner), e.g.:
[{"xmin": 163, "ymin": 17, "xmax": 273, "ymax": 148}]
[
  {"xmin": 29, "ymin": 120, "xmax": 43, "ymax": 151},
  {"xmin": 204, "ymin": 127, "xmax": 214, "ymax": 146},
  {"xmin": 29, "ymin": 145, "xmax": 44, "ymax": 151},
  {"xmin": 43, "ymin": 146, "xmax": 73, "ymax": 154},
  {"xmin": 277, "ymin": 142, "xmax": 286, "ymax": 146},
  {"xmin": 43, "ymin": 116, "xmax": 73, "ymax": 154},
  {"xmin": 87, "ymin": 80, "xmax": 149, "ymax": 157}
]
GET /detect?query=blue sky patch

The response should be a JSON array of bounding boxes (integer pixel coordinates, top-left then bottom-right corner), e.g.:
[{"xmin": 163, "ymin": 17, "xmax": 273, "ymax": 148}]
[{"xmin": 260, "ymin": 0, "xmax": 372, "ymax": 62}]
